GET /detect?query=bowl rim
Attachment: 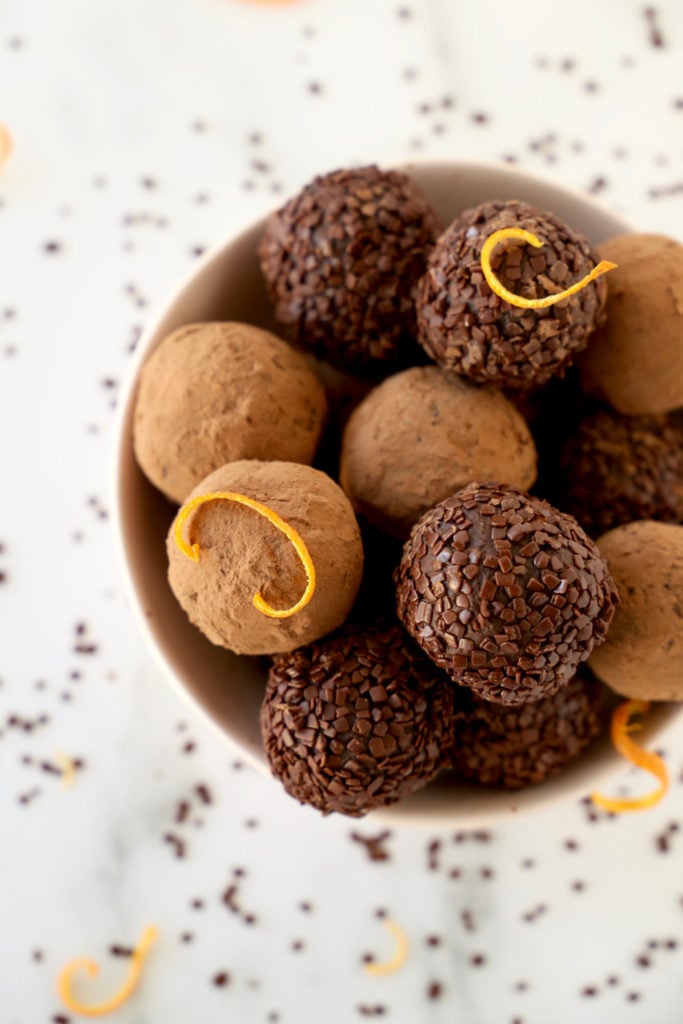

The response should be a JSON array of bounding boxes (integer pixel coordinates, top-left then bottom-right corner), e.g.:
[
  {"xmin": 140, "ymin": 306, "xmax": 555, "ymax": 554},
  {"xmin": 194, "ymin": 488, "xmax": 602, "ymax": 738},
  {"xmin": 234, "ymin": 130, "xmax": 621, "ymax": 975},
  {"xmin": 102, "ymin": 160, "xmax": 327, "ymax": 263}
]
[{"xmin": 110, "ymin": 157, "xmax": 681, "ymax": 828}]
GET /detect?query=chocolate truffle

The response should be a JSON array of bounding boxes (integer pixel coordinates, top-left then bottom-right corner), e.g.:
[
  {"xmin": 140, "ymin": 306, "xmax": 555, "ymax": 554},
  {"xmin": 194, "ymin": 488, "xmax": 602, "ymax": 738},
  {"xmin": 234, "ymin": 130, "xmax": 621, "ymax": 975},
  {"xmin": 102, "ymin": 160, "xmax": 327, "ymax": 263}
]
[
  {"xmin": 134, "ymin": 322, "xmax": 327, "ymax": 503},
  {"xmin": 446, "ymin": 669, "xmax": 604, "ymax": 789},
  {"xmin": 579, "ymin": 234, "xmax": 683, "ymax": 414},
  {"xmin": 589, "ymin": 521, "xmax": 683, "ymax": 701},
  {"xmin": 339, "ymin": 365, "xmax": 537, "ymax": 538},
  {"xmin": 395, "ymin": 482, "xmax": 618, "ymax": 704},
  {"xmin": 559, "ymin": 408, "xmax": 683, "ymax": 537},
  {"xmin": 416, "ymin": 199, "xmax": 608, "ymax": 390},
  {"xmin": 167, "ymin": 460, "xmax": 363, "ymax": 655},
  {"xmin": 258, "ymin": 165, "xmax": 441, "ymax": 373},
  {"xmin": 261, "ymin": 622, "xmax": 455, "ymax": 816}
]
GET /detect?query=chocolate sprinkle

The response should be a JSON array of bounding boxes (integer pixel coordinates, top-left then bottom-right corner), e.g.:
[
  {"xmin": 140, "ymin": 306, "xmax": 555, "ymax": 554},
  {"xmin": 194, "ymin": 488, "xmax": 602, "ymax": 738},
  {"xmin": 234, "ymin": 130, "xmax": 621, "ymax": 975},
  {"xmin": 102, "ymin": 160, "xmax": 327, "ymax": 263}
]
[
  {"xmin": 395, "ymin": 482, "xmax": 618, "ymax": 704},
  {"xmin": 559, "ymin": 408, "xmax": 683, "ymax": 537},
  {"xmin": 416, "ymin": 200, "xmax": 607, "ymax": 390},
  {"xmin": 261, "ymin": 622, "xmax": 454, "ymax": 816},
  {"xmin": 258, "ymin": 165, "xmax": 440, "ymax": 374},
  {"xmin": 446, "ymin": 670, "xmax": 604, "ymax": 788}
]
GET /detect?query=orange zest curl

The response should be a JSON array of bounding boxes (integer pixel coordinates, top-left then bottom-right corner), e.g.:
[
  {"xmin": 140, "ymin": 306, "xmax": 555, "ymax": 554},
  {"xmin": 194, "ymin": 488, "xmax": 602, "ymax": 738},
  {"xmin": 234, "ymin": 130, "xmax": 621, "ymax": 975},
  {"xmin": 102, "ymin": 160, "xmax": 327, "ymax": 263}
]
[
  {"xmin": 174, "ymin": 490, "xmax": 316, "ymax": 619},
  {"xmin": 56, "ymin": 925, "xmax": 158, "ymax": 1017},
  {"xmin": 364, "ymin": 919, "xmax": 410, "ymax": 977},
  {"xmin": 480, "ymin": 227, "xmax": 616, "ymax": 309},
  {"xmin": 0, "ymin": 124, "xmax": 12, "ymax": 167},
  {"xmin": 591, "ymin": 699, "xmax": 669, "ymax": 813},
  {"xmin": 55, "ymin": 751, "xmax": 77, "ymax": 789}
]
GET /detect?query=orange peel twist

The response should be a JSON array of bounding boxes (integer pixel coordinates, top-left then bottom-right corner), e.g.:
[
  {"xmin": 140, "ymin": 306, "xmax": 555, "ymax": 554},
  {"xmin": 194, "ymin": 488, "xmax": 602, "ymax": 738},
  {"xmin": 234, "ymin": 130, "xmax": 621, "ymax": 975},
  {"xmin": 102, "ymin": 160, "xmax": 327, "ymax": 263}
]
[
  {"xmin": 591, "ymin": 699, "xmax": 669, "ymax": 813},
  {"xmin": 54, "ymin": 751, "xmax": 77, "ymax": 789},
  {"xmin": 56, "ymin": 925, "xmax": 158, "ymax": 1017},
  {"xmin": 174, "ymin": 490, "xmax": 316, "ymax": 619},
  {"xmin": 0, "ymin": 124, "xmax": 12, "ymax": 167},
  {"xmin": 480, "ymin": 227, "xmax": 616, "ymax": 309},
  {"xmin": 364, "ymin": 919, "xmax": 410, "ymax": 977}
]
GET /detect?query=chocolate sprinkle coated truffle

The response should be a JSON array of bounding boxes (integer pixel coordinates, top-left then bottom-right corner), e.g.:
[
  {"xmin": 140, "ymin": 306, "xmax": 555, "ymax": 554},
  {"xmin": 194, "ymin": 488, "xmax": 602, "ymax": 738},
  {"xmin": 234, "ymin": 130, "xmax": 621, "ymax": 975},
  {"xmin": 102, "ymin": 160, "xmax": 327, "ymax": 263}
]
[
  {"xmin": 395, "ymin": 482, "xmax": 618, "ymax": 704},
  {"xmin": 559, "ymin": 408, "xmax": 683, "ymax": 537},
  {"xmin": 261, "ymin": 623, "xmax": 455, "ymax": 817},
  {"xmin": 416, "ymin": 200, "xmax": 608, "ymax": 390},
  {"xmin": 258, "ymin": 165, "xmax": 441, "ymax": 373},
  {"xmin": 447, "ymin": 670, "xmax": 604, "ymax": 789}
]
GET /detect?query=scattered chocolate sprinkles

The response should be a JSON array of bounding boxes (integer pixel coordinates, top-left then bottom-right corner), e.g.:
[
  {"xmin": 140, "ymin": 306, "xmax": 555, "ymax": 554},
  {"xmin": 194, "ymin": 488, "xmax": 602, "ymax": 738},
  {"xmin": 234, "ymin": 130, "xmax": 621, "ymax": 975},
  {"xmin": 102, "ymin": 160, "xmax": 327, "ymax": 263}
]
[
  {"xmin": 350, "ymin": 830, "xmax": 393, "ymax": 862},
  {"xmin": 644, "ymin": 5, "xmax": 666, "ymax": 47}
]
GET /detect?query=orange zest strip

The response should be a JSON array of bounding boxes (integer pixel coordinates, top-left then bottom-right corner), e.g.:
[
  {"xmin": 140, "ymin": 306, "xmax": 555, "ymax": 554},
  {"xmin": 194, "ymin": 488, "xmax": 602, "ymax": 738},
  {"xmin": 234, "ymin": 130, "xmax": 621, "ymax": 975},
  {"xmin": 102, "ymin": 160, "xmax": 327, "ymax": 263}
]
[
  {"xmin": 364, "ymin": 919, "xmax": 410, "ymax": 977},
  {"xmin": 174, "ymin": 490, "xmax": 316, "ymax": 619},
  {"xmin": 54, "ymin": 751, "xmax": 77, "ymax": 789},
  {"xmin": 480, "ymin": 227, "xmax": 616, "ymax": 309},
  {"xmin": 0, "ymin": 124, "xmax": 12, "ymax": 166},
  {"xmin": 56, "ymin": 925, "xmax": 158, "ymax": 1017},
  {"xmin": 591, "ymin": 699, "xmax": 669, "ymax": 813}
]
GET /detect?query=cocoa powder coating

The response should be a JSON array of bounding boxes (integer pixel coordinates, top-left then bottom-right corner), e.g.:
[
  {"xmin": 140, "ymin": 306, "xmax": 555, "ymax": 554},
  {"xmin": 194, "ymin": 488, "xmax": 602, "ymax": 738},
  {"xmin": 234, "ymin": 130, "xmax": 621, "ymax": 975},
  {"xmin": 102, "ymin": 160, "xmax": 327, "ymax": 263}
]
[
  {"xmin": 167, "ymin": 461, "xmax": 363, "ymax": 655},
  {"xmin": 258, "ymin": 165, "xmax": 441, "ymax": 373},
  {"xmin": 579, "ymin": 234, "xmax": 683, "ymax": 414},
  {"xmin": 261, "ymin": 622, "xmax": 455, "ymax": 816},
  {"xmin": 416, "ymin": 200, "xmax": 608, "ymax": 390},
  {"xmin": 339, "ymin": 365, "xmax": 537, "ymax": 538},
  {"xmin": 134, "ymin": 321, "xmax": 327, "ymax": 503},
  {"xmin": 395, "ymin": 482, "xmax": 618, "ymax": 704},
  {"xmin": 590, "ymin": 521, "xmax": 683, "ymax": 701},
  {"xmin": 447, "ymin": 669, "xmax": 604, "ymax": 789},
  {"xmin": 559, "ymin": 408, "xmax": 683, "ymax": 537}
]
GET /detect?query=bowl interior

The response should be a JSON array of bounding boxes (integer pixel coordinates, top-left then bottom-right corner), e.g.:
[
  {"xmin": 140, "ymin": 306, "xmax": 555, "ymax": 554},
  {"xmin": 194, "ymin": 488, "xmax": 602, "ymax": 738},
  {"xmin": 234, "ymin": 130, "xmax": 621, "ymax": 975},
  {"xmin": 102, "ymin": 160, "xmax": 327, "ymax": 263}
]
[{"xmin": 114, "ymin": 160, "xmax": 678, "ymax": 826}]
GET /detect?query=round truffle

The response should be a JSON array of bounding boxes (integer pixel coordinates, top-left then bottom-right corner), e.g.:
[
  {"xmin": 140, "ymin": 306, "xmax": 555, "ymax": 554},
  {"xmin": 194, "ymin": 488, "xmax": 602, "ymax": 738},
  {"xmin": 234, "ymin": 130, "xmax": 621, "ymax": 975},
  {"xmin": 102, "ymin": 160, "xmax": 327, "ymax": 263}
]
[
  {"xmin": 260, "ymin": 622, "xmax": 455, "ymax": 816},
  {"xmin": 559, "ymin": 408, "xmax": 683, "ymax": 537},
  {"xmin": 589, "ymin": 521, "xmax": 683, "ymax": 701},
  {"xmin": 395, "ymin": 482, "xmax": 618, "ymax": 704},
  {"xmin": 339, "ymin": 366, "xmax": 537, "ymax": 538},
  {"xmin": 167, "ymin": 461, "xmax": 363, "ymax": 655},
  {"xmin": 579, "ymin": 234, "xmax": 683, "ymax": 414},
  {"xmin": 446, "ymin": 670, "xmax": 604, "ymax": 789},
  {"xmin": 416, "ymin": 199, "xmax": 608, "ymax": 390},
  {"xmin": 258, "ymin": 165, "xmax": 441, "ymax": 374},
  {"xmin": 134, "ymin": 321, "xmax": 327, "ymax": 503}
]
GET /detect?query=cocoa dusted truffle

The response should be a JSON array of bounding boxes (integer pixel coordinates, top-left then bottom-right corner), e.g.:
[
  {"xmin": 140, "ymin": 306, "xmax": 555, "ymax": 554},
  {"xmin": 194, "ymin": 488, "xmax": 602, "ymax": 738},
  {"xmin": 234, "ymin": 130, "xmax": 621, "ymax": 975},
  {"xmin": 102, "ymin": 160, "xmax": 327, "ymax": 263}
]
[
  {"xmin": 261, "ymin": 622, "xmax": 455, "ymax": 817},
  {"xmin": 134, "ymin": 322, "xmax": 327, "ymax": 503},
  {"xmin": 340, "ymin": 365, "xmax": 537, "ymax": 538},
  {"xmin": 559, "ymin": 408, "xmax": 683, "ymax": 537},
  {"xmin": 167, "ymin": 460, "xmax": 363, "ymax": 655},
  {"xmin": 590, "ymin": 521, "xmax": 683, "ymax": 701},
  {"xmin": 416, "ymin": 200, "xmax": 608, "ymax": 390},
  {"xmin": 258, "ymin": 165, "xmax": 441, "ymax": 374},
  {"xmin": 446, "ymin": 670, "xmax": 604, "ymax": 789},
  {"xmin": 395, "ymin": 482, "xmax": 618, "ymax": 705},
  {"xmin": 579, "ymin": 234, "xmax": 683, "ymax": 414}
]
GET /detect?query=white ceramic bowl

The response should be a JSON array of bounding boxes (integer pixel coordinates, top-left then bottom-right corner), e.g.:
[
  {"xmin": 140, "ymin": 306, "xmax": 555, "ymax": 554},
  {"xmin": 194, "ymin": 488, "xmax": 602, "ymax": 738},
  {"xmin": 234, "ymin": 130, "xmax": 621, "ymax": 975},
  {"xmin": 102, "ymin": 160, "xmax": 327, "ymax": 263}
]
[{"xmin": 112, "ymin": 160, "xmax": 678, "ymax": 826}]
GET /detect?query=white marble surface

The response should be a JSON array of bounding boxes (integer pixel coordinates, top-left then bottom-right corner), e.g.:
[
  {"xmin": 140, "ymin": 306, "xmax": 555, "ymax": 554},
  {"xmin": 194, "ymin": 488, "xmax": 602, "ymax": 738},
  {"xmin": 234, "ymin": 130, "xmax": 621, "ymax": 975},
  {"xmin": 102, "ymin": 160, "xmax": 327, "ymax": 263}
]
[{"xmin": 2, "ymin": 1, "xmax": 683, "ymax": 1021}]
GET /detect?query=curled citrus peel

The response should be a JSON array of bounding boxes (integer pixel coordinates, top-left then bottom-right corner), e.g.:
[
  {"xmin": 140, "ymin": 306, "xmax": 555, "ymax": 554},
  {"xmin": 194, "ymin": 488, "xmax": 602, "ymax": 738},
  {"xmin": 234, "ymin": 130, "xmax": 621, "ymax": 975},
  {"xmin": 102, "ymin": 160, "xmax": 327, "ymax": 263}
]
[
  {"xmin": 480, "ymin": 227, "xmax": 616, "ymax": 309},
  {"xmin": 0, "ymin": 124, "xmax": 12, "ymax": 166},
  {"xmin": 56, "ymin": 925, "xmax": 158, "ymax": 1017},
  {"xmin": 364, "ymin": 919, "xmax": 410, "ymax": 977},
  {"xmin": 591, "ymin": 699, "xmax": 669, "ymax": 813},
  {"xmin": 174, "ymin": 490, "xmax": 316, "ymax": 619},
  {"xmin": 55, "ymin": 751, "xmax": 77, "ymax": 789}
]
